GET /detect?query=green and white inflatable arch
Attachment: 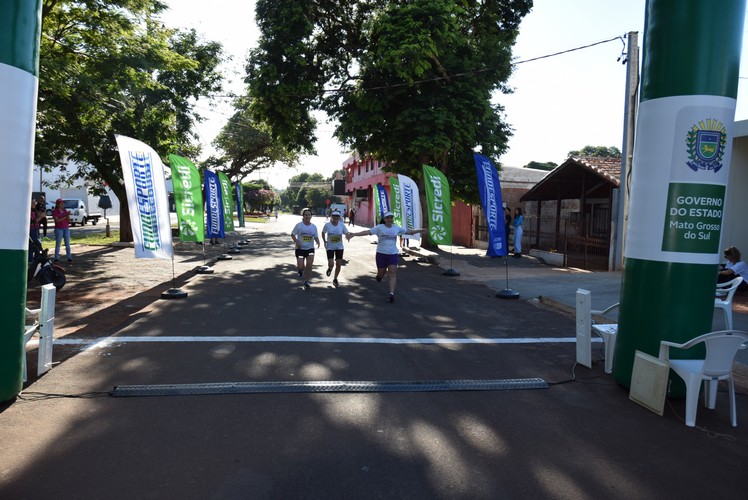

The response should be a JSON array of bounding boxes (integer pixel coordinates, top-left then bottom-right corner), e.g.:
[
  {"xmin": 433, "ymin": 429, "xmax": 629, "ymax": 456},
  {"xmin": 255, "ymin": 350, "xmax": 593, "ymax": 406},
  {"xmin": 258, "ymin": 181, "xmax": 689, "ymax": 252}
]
[{"xmin": 0, "ymin": 1, "xmax": 42, "ymax": 402}]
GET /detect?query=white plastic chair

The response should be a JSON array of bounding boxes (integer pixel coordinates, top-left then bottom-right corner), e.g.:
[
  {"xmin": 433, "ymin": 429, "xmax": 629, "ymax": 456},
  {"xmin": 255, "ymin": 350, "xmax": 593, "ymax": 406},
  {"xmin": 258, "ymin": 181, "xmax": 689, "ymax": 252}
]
[
  {"xmin": 714, "ymin": 276, "xmax": 743, "ymax": 329},
  {"xmin": 658, "ymin": 330, "xmax": 748, "ymax": 427},
  {"xmin": 575, "ymin": 289, "xmax": 619, "ymax": 373},
  {"xmin": 591, "ymin": 303, "xmax": 620, "ymax": 374}
]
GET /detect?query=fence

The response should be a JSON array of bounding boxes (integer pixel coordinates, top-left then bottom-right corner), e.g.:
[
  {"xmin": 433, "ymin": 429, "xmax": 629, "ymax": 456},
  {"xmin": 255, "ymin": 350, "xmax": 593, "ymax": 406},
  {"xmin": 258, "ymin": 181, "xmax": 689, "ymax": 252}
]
[{"xmin": 523, "ymin": 214, "xmax": 611, "ymax": 271}]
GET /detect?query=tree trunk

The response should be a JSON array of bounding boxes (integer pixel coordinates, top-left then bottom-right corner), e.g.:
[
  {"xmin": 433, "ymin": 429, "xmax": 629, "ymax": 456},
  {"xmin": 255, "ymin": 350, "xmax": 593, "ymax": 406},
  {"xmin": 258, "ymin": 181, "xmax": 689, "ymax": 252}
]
[{"xmin": 109, "ymin": 183, "xmax": 133, "ymax": 243}]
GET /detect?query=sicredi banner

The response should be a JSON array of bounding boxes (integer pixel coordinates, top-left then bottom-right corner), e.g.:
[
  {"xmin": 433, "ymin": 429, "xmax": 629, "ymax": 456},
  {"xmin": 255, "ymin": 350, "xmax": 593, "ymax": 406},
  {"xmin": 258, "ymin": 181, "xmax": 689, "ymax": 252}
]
[
  {"xmin": 116, "ymin": 135, "xmax": 173, "ymax": 259},
  {"xmin": 235, "ymin": 182, "xmax": 245, "ymax": 228},
  {"xmin": 422, "ymin": 164, "xmax": 452, "ymax": 245},
  {"xmin": 389, "ymin": 176, "xmax": 403, "ymax": 227},
  {"xmin": 217, "ymin": 171, "xmax": 235, "ymax": 233},
  {"xmin": 168, "ymin": 154, "xmax": 204, "ymax": 242}
]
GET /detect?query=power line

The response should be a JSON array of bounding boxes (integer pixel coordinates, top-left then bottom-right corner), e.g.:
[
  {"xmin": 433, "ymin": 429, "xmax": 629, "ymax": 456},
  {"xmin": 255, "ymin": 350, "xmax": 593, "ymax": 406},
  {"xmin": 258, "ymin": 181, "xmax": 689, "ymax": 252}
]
[
  {"xmin": 192, "ymin": 35, "xmax": 633, "ymax": 134},
  {"xmin": 315, "ymin": 35, "xmax": 627, "ymax": 95}
]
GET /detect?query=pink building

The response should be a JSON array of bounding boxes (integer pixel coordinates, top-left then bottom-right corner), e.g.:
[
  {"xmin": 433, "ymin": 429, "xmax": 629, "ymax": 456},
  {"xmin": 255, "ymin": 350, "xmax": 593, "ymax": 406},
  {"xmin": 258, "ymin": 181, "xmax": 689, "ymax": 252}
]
[
  {"xmin": 343, "ymin": 152, "xmax": 547, "ymax": 249},
  {"xmin": 343, "ymin": 153, "xmax": 394, "ymax": 227}
]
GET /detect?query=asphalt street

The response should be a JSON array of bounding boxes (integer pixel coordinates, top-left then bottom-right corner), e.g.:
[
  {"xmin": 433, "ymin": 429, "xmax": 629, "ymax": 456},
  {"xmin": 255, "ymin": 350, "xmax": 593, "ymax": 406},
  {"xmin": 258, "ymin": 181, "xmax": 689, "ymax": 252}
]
[{"xmin": 2, "ymin": 214, "xmax": 747, "ymax": 499}]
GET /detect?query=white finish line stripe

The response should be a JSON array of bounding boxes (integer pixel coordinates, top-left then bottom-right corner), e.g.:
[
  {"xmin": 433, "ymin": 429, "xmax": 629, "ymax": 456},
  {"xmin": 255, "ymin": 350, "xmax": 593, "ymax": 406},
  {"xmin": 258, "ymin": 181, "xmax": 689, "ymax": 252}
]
[{"xmin": 37, "ymin": 336, "xmax": 599, "ymax": 349}]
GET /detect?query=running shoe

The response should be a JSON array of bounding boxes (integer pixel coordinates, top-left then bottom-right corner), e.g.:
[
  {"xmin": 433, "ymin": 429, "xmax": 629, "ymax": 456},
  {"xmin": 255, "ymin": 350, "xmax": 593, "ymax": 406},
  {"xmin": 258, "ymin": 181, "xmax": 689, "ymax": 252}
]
[
  {"xmin": 326, "ymin": 267, "xmax": 332, "ymax": 277},
  {"xmin": 298, "ymin": 269, "xmax": 303, "ymax": 277},
  {"xmin": 387, "ymin": 294, "xmax": 395, "ymax": 303},
  {"xmin": 333, "ymin": 279, "xmax": 339, "ymax": 287},
  {"xmin": 304, "ymin": 281, "xmax": 311, "ymax": 289}
]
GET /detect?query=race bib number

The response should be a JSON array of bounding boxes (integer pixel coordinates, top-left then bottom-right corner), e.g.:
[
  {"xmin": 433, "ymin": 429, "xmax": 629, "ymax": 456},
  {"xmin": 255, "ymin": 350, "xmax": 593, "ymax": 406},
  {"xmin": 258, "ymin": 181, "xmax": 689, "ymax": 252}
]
[
  {"xmin": 302, "ymin": 235, "xmax": 313, "ymax": 242},
  {"xmin": 330, "ymin": 235, "xmax": 342, "ymax": 243}
]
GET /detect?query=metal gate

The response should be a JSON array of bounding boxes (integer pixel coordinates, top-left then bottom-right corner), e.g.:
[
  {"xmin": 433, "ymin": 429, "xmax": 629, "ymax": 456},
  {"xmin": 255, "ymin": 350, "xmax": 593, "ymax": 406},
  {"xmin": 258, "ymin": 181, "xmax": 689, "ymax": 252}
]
[{"xmin": 564, "ymin": 213, "xmax": 610, "ymax": 271}]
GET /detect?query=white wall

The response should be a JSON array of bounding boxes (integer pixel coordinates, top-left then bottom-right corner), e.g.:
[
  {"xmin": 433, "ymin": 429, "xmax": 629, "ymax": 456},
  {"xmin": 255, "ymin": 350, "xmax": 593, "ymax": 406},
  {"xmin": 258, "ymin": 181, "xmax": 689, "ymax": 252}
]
[
  {"xmin": 724, "ymin": 122, "xmax": 748, "ymax": 255},
  {"xmin": 33, "ymin": 163, "xmax": 121, "ymax": 215}
]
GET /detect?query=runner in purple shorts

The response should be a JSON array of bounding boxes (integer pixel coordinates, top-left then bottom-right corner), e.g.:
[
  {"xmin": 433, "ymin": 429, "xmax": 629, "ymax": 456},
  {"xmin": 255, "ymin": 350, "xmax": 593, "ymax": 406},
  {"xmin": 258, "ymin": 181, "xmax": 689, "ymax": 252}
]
[{"xmin": 347, "ymin": 211, "xmax": 426, "ymax": 303}]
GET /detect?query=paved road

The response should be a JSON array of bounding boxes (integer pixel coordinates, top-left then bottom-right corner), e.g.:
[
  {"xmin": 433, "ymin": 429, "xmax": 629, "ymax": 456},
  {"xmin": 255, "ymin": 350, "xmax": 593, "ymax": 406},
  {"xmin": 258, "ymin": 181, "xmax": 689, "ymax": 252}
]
[{"xmin": 3, "ymin": 214, "xmax": 747, "ymax": 499}]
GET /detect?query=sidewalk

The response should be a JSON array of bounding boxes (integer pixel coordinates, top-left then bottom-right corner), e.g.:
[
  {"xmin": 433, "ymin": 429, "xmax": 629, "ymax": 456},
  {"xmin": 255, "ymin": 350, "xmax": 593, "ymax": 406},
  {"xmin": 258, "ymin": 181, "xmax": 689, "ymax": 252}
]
[
  {"xmin": 428, "ymin": 244, "xmax": 748, "ymax": 365},
  {"xmin": 3, "ymin": 215, "xmax": 747, "ymax": 499}
]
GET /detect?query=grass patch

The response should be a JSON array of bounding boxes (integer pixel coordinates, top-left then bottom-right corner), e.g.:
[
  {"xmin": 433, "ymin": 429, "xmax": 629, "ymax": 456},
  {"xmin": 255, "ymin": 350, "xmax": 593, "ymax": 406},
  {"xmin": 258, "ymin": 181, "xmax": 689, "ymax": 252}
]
[
  {"xmin": 67, "ymin": 231, "xmax": 121, "ymax": 246},
  {"xmin": 243, "ymin": 216, "xmax": 269, "ymax": 223},
  {"xmin": 39, "ymin": 216, "xmax": 265, "ymax": 248}
]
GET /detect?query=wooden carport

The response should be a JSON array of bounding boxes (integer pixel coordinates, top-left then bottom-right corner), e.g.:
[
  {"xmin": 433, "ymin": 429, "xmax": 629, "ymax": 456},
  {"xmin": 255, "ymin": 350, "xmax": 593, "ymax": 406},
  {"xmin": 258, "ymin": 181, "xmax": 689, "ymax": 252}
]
[{"xmin": 520, "ymin": 156, "xmax": 621, "ymax": 269}]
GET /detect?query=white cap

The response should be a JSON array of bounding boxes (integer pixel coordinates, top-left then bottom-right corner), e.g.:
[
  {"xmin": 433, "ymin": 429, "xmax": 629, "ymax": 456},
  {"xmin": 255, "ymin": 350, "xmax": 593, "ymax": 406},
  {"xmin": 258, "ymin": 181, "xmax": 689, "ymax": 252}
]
[
  {"xmin": 383, "ymin": 211, "xmax": 394, "ymax": 218},
  {"xmin": 331, "ymin": 210, "xmax": 341, "ymax": 216}
]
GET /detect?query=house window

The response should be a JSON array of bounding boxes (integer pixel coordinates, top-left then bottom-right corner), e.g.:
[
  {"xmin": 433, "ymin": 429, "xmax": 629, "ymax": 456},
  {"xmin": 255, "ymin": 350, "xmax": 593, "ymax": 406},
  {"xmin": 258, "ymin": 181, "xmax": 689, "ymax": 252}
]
[{"xmin": 590, "ymin": 205, "xmax": 610, "ymax": 237}]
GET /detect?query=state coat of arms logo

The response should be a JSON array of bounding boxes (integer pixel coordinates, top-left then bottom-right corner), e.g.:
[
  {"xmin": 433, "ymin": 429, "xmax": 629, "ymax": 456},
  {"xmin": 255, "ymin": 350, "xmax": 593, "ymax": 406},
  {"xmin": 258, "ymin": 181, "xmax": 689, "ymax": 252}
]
[{"xmin": 686, "ymin": 119, "xmax": 726, "ymax": 172}]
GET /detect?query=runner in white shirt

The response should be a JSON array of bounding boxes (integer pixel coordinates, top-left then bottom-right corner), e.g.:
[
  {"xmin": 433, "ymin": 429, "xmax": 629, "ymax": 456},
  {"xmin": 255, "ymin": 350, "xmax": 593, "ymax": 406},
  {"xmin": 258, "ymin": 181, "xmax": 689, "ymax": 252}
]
[
  {"xmin": 347, "ymin": 211, "xmax": 427, "ymax": 303},
  {"xmin": 322, "ymin": 210, "xmax": 349, "ymax": 287},
  {"xmin": 291, "ymin": 208, "xmax": 320, "ymax": 289}
]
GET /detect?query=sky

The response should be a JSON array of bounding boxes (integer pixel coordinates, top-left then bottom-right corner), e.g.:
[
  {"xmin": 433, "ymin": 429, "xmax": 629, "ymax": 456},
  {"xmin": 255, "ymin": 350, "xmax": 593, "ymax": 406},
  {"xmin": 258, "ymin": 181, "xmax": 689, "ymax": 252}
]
[{"xmin": 160, "ymin": 0, "xmax": 748, "ymax": 189}]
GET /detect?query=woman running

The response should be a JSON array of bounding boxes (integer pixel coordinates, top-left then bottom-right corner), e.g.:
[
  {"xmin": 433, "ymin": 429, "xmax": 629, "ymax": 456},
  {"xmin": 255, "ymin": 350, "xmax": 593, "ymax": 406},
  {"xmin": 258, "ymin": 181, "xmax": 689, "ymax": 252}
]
[
  {"xmin": 321, "ymin": 209, "xmax": 349, "ymax": 287},
  {"xmin": 291, "ymin": 208, "xmax": 320, "ymax": 289},
  {"xmin": 347, "ymin": 211, "xmax": 426, "ymax": 303}
]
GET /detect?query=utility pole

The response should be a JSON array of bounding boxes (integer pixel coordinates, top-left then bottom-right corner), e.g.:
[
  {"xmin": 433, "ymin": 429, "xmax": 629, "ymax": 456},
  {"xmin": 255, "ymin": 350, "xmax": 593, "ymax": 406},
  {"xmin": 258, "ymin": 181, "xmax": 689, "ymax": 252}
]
[{"xmin": 611, "ymin": 31, "xmax": 639, "ymax": 271}]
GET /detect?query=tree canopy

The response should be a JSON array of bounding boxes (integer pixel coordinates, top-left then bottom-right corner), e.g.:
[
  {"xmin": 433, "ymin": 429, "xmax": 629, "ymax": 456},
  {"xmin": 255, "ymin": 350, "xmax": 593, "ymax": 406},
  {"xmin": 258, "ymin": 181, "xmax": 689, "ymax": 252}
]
[
  {"xmin": 212, "ymin": 96, "xmax": 301, "ymax": 181},
  {"xmin": 37, "ymin": 0, "xmax": 224, "ymax": 241},
  {"xmin": 247, "ymin": 0, "xmax": 533, "ymax": 203},
  {"xmin": 567, "ymin": 145, "xmax": 622, "ymax": 158}
]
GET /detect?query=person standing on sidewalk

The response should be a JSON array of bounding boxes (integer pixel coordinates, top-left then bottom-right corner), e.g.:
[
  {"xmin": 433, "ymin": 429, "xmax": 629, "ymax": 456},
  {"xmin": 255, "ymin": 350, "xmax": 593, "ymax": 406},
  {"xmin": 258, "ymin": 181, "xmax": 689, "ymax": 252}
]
[
  {"xmin": 322, "ymin": 209, "xmax": 348, "ymax": 287},
  {"xmin": 504, "ymin": 207, "xmax": 512, "ymax": 248},
  {"xmin": 512, "ymin": 207, "xmax": 524, "ymax": 258},
  {"xmin": 29, "ymin": 195, "xmax": 45, "ymax": 261},
  {"xmin": 291, "ymin": 208, "xmax": 320, "ymax": 289},
  {"xmin": 347, "ymin": 211, "xmax": 427, "ymax": 303},
  {"xmin": 52, "ymin": 198, "xmax": 72, "ymax": 263},
  {"xmin": 348, "ymin": 207, "xmax": 356, "ymax": 226},
  {"xmin": 36, "ymin": 195, "xmax": 48, "ymax": 239}
]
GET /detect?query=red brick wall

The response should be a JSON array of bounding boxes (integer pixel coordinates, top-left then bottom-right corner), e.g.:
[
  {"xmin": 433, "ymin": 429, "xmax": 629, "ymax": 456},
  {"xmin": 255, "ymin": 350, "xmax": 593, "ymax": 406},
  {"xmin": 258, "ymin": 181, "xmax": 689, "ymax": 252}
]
[{"xmin": 452, "ymin": 201, "xmax": 473, "ymax": 247}]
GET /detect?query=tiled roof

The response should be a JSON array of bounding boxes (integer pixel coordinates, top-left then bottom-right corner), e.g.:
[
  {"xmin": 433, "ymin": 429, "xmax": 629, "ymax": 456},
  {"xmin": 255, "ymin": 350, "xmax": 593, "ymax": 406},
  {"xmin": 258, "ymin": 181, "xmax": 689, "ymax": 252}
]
[
  {"xmin": 572, "ymin": 156, "xmax": 621, "ymax": 185},
  {"xmin": 520, "ymin": 156, "xmax": 622, "ymax": 202}
]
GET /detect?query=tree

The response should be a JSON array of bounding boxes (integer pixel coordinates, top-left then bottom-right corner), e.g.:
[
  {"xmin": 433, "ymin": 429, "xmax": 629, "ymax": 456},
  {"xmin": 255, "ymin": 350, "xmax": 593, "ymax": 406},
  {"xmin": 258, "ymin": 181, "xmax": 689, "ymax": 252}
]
[
  {"xmin": 523, "ymin": 161, "xmax": 557, "ymax": 171},
  {"xmin": 212, "ymin": 97, "xmax": 301, "ymax": 181},
  {"xmin": 304, "ymin": 188, "xmax": 329, "ymax": 211},
  {"xmin": 283, "ymin": 172, "xmax": 325, "ymax": 209},
  {"xmin": 279, "ymin": 190, "xmax": 295, "ymax": 210},
  {"xmin": 245, "ymin": 188, "xmax": 276, "ymax": 212},
  {"xmin": 247, "ymin": 0, "xmax": 532, "ymax": 203},
  {"xmin": 242, "ymin": 180, "xmax": 275, "ymax": 212},
  {"xmin": 37, "ymin": 0, "xmax": 224, "ymax": 242},
  {"xmin": 567, "ymin": 145, "xmax": 622, "ymax": 158}
]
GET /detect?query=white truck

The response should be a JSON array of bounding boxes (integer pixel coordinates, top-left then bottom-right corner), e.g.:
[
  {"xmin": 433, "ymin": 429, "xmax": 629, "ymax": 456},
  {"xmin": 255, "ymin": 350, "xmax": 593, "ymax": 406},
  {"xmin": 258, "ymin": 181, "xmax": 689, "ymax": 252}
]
[{"xmin": 62, "ymin": 198, "xmax": 103, "ymax": 226}]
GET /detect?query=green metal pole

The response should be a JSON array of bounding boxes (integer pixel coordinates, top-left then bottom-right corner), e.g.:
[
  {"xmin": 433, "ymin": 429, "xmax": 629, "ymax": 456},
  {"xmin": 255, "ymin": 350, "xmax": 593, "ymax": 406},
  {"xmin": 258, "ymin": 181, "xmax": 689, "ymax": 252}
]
[
  {"xmin": 0, "ymin": 1, "xmax": 42, "ymax": 402},
  {"xmin": 613, "ymin": 0, "xmax": 745, "ymax": 389}
]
